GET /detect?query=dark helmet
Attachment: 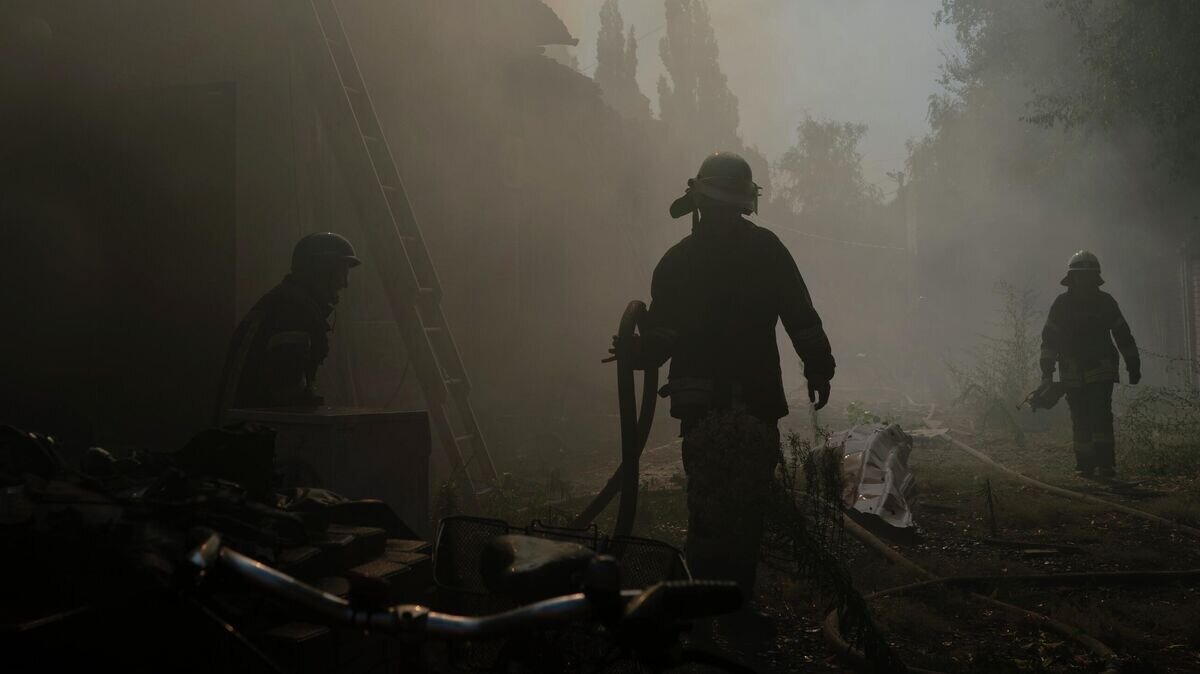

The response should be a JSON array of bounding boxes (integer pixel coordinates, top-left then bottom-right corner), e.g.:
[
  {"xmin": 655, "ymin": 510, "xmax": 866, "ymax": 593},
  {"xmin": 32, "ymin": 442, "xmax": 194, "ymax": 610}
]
[
  {"xmin": 669, "ymin": 151, "xmax": 762, "ymax": 219},
  {"xmin": 291, "ymin": 232, "xmax": 361, "ymax": 273},
  {"xmin": 1061, "ymin": 250, "xmax": 1103, "ymax": 286}
]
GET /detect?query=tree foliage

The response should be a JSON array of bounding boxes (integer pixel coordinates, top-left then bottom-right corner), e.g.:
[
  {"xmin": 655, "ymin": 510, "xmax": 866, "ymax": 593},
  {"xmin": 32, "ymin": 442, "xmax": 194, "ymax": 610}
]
[
  {"xmin": 775, "ymin": 115, "xmax": 882, "ymax": 221},
  {"xmin": 594, "ymin": 0, "xmax": 650, "ymax": 120},
  {"xmin": 657, "ymin": 0, "xmax": 740, "ymax": 151},
  {"xmin": 1028, "ymin": 0, "xmax": 1200, "ymax": 177},
  {"xmin": 934, "ymin": 0, "xmax": 1200, "ymax": 179}
]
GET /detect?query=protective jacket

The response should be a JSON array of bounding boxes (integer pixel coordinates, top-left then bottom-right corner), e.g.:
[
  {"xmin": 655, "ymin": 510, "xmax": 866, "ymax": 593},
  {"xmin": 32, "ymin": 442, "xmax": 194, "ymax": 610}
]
[
  {"xmin": 215, "ymin": 275, "xmax": 333, "ymax": 419},
  {"xmin": 645, "ymin": 217, "xmax": 834, "ymax": 421},
  {"xmin": 1040, "ymin": 288, "xmax": 1139, "ymax": 387}
]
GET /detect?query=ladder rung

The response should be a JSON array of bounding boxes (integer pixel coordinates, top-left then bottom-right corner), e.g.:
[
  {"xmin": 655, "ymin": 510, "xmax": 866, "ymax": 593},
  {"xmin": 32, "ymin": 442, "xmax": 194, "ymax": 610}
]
[{"xmin": 310, "ymin": 0, "xmax": 497, "ymax": 489}]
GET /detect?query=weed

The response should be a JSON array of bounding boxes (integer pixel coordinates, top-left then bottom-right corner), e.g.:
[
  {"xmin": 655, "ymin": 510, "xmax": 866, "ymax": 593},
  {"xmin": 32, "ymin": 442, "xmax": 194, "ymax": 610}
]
[
  {"xmin": 1116, "ymin": 385, "xmax": 1200, "ymax": 475},
  {"xmin": 982, "ymin": 477, "xmax": 998, "ymax": 537},
  {"xmin": 845, "ymin": 400, "xmax": 898, "ymax": 426},
  {"xmin": 762, "ymin": 431, "xmax": 908, "ymax": 673},
  {"xmin": 947, "ymin": 282, "xmax": 1042, "ymax": 443}
]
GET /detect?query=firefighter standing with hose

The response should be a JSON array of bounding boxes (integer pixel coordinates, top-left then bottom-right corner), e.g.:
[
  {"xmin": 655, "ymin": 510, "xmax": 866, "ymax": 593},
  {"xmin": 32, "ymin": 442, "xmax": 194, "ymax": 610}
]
[
  {"xmin": 1038, "ymin": 251, "xmax": 1140, "ymax": 479},
  {"xmin": 611, "ymin": 152, "xmax": 835, "ymax": 598}
]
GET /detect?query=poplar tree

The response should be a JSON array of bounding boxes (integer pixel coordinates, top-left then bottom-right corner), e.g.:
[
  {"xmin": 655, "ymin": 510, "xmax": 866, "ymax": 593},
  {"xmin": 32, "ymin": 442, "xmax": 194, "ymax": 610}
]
[
  {"xmin": 594, "ymin": 0, "xmax": 650, "ymax": 120},
  {"xmin": 657, "ymin": 0, "xmax": 740, "ymax": 151}
]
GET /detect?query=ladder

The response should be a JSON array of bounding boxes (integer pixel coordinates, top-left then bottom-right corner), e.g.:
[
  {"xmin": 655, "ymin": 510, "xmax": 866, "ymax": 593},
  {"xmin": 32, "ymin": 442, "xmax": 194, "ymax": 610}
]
[{"xmin": 290, "ymin": 0, "xmax": 498, "ymax": 498}]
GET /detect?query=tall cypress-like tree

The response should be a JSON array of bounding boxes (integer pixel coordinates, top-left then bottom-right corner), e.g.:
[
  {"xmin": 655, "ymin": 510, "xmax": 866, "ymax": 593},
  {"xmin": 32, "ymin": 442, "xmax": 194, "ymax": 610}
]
[
  {"xmin": 657, "ymin": 0, "xmax": 740, "ymax": 151},
  {"xmin": 594, "ymin": 0, "xmax": 650, "ymax": 120}
]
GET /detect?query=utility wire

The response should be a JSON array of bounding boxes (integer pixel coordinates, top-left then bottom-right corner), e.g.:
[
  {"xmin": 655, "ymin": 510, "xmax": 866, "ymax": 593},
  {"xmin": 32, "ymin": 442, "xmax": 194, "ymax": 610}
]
[{"xmin": 578, "ymin": 23, "xmax": 667, "ymax": 73}]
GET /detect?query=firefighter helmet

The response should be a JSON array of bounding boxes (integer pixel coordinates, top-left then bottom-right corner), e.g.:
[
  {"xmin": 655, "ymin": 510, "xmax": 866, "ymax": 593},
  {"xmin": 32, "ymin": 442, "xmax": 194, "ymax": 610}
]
[
  {"xmin": 669, "ymin": 152, "xmax": 761, "ymax": 218},
  {"xmin": 291, "ymin": 232, "xmax": 361, "ymax": 273},
  {"xmin": 1061, "ymin": 250, "xmax": 1103, "ymax": 286}
]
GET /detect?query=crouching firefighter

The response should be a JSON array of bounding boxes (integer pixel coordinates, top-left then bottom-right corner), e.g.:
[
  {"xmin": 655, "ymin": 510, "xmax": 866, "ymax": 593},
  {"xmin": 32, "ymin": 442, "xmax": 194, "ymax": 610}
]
[
  {"xmin": 613, "ymin": 152, "xmax": 836, "ymax": 595},
  {"xmin": 1039, "ymin": 250, "xmax": 1140, "ymax": 478},
  {"xmin": 214, "ymin": 233, "xmax": 360, "ymax": 423}
]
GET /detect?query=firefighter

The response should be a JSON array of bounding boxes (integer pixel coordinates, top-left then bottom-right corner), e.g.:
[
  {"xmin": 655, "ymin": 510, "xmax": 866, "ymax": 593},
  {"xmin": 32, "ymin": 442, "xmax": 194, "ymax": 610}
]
[
  {"xmin": 614, "ymin": 152, "xmax": 835, "ymax": 595},
  {"xmin": 1039, "ymin": 250, "xmax": 1140, "ymax": 478},
  {"xmin": 215, "ymin": 233, "xmax": 360, "ymax": 420}
]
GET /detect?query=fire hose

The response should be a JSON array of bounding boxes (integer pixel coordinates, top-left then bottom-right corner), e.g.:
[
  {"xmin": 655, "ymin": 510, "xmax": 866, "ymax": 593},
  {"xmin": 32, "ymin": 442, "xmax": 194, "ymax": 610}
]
[
  {"xmin": 825, "ymin": 515, "xmax": 1123, "ymax": 674},
  {"xmin": 573, "ymin": 301, "xmax": 658, "ymax": 541},
  {"xmin": 823, "ymin": 404, "xmax": 1200, "ymax": 672}
]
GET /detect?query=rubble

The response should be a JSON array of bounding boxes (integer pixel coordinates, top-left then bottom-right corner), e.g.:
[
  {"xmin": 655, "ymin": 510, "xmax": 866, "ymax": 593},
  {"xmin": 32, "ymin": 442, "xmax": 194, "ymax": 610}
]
[{"xmin": 1, "ymin": 424, "xmax": 432, "ymax": 673}]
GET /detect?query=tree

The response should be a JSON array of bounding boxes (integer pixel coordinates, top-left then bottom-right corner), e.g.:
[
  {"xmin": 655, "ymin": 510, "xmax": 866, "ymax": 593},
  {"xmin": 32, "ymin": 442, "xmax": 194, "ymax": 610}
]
[
  {"xmin": 775, "ymin": 115, "xmax": 882, "ymax": 223},
  {"xmin": 657, "ymin": 0, "xmax": 740, "ymax": 151},
  {"xmin": 1027, "ymin": 0, "xmax": 1200, "ymax": 178},
  {"xmin": 593, "ymin": 0, "xmax": 650, "ymax": 120}
]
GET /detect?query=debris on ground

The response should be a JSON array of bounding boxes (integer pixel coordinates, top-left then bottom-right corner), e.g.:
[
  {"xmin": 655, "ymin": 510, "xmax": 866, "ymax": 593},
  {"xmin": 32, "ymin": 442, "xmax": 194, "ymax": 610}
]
[{"xmin": 832, "ymin": 423, "xmax": 918, "ymax": 528}]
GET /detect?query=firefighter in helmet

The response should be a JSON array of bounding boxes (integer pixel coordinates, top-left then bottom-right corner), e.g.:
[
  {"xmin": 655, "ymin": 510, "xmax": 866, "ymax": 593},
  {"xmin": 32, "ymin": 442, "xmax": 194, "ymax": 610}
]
[
  {"xmin": 215, "ymin": 233, "xmax": 360, "ymax": 420},
  {"xmin": 614, "ymin": 152, "xmax": 835, "ymax": 595},
  {"xmin": 1039, "ymin": 250, "xmax": 1139, "ymax": 478}
]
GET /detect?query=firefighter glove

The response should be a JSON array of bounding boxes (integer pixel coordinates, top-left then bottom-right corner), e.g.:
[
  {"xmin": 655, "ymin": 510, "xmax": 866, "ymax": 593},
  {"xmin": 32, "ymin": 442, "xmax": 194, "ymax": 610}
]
[{"xmin": 808, "ymin": 379, "xmax": 831, "ymax": 411}]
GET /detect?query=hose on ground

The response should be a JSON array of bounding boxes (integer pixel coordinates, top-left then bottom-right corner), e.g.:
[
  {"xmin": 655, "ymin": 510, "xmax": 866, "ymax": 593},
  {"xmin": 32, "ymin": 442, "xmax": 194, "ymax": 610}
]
[
  {"xmin": 823, "ymin": 402, "xmax": 1195, "ymax": 672},
  {"xmin": 923, "ymin": 402, "xmax": 1200, "ymax": 540},
  {"xmin": 824, "ymin": 514, "xmax": 1121, "ymax": 674},
  {"xmin": 941, "ymin": 431, "xmax": 1200, "ymax": 540}
]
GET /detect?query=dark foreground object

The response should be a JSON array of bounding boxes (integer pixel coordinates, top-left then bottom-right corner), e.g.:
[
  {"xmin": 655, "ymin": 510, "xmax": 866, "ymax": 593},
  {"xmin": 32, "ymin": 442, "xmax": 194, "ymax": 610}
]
[
  {"xmin": 1, "ymin": 424, "xmax": 431, "ymax": 673},
  {"xmin": 2, "ymin": 426, "xmax": 749, "ymax": 673}
]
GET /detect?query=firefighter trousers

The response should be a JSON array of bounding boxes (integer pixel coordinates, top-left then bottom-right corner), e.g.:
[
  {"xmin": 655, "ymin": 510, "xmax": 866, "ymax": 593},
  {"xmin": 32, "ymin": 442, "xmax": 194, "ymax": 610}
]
[
  {"xmin": 680, "ymin": 409, "xmax": 780, "ymax": 597},
  {"xmin": 1064, "ymin": 382, "xmax": 1115, "ymax": 473}
]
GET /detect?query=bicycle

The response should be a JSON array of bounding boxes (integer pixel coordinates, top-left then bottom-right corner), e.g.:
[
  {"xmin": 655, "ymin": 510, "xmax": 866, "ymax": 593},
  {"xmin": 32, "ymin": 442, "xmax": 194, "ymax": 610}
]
[{"xmin": 188, "ymin": 529, "xmax": 754, "ymax": 673}]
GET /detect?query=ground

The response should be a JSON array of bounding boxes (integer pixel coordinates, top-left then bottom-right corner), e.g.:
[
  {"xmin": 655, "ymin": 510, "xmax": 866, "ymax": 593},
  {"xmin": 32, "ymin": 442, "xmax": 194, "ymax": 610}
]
[{"xmin": 504, "ymin": 401, "xmax": 1200, "ymax": 673}]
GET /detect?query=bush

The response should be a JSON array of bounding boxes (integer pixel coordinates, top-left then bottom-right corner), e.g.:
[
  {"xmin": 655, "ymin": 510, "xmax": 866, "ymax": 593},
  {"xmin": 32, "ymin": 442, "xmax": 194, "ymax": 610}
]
[
  {"xmin": 947, "ymin": 282, "xmax": 1041, "ymax": 440},
  {"xmin": 1117, "ymin": 385, "xmax": 1200, "ymax": 475}
]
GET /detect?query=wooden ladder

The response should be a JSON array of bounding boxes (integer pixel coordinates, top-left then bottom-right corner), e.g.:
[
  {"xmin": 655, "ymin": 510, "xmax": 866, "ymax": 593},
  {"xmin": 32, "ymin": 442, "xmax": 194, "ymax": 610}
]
[{"xmin": 290, "ymin": 0, "xmax": 498, "ymax": 499}]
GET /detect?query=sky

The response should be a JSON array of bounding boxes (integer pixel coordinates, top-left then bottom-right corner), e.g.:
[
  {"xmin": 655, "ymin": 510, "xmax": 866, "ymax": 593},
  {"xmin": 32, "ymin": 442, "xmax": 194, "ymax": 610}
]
[{"xmin": 546, "ymin": 0, "xmax": 955, "ymax": 190}]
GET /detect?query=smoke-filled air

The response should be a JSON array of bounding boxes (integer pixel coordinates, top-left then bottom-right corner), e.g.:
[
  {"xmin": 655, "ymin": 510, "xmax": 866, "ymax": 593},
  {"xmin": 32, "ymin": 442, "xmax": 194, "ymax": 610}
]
[{"xmin": 2, "ymin": 2, "xmax": 1199, "ymax": 672}]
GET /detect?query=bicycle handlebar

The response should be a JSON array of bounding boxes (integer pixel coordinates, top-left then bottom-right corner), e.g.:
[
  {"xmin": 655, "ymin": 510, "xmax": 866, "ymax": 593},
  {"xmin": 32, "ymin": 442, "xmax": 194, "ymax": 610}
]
[{"xmin": 190, "ymin": 533, "xmax": 739, "ymax": 640}]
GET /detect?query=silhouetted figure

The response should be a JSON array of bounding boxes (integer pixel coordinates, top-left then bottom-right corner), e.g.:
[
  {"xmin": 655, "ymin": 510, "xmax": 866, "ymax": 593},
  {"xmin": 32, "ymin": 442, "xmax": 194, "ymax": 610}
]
[
  {"xmin": 1039, "ymin": 251, "xmax": 1139, "ymax": 478},
  {"xmin": 617, "ymin": 152, "xmax": 836, "ymax": 595},
  {"xmin": 215, "ymin": 233, "xmax": 360, "ymax": 421}
]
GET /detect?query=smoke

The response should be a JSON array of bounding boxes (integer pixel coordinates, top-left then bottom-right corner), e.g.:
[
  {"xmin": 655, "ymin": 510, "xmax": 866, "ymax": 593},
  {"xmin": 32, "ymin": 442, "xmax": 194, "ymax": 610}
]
[{"xmin": 3, "ymin": 0, "xmax": 1193, "ymax": 463}]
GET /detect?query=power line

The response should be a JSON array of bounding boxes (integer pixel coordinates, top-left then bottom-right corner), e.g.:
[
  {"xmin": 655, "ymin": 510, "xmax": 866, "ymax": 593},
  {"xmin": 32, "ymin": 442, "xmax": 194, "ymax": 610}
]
[{"xmin": 579, "ymin": 23, "xmax": 666, "ymax": 73}]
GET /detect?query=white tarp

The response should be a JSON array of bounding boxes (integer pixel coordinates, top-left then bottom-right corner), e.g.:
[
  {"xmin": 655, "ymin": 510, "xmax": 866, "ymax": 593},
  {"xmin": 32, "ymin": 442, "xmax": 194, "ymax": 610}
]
[{"xmin": 831, "ymin": 423, "xmax": 916, "ymax": 528}]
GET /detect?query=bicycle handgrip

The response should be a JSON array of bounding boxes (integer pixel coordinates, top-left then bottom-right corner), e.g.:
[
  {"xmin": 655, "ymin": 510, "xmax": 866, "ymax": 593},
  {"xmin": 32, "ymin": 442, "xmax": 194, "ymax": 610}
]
[{"xmin": 623, "ymin": 580, "xmax": 742, "ymax": 623}]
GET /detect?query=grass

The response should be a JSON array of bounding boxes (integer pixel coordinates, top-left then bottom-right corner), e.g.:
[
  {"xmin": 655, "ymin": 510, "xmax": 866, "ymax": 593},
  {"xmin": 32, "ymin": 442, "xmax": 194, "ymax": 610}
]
[{"xmin": 1140, "ymin": 486, "xmax": 1200, "ymax": 528}]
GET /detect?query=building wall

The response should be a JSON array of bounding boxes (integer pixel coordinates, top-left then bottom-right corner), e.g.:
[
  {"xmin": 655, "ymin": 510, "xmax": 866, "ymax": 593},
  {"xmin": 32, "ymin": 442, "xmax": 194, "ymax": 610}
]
[{"xmin": 0, "ymin": 1, "xmax": 695, "ymax": 461}]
